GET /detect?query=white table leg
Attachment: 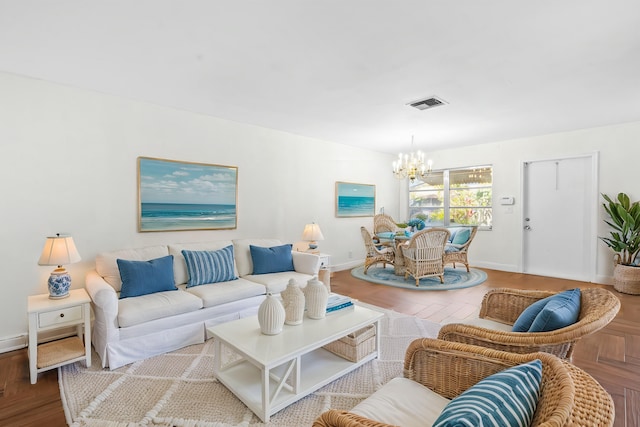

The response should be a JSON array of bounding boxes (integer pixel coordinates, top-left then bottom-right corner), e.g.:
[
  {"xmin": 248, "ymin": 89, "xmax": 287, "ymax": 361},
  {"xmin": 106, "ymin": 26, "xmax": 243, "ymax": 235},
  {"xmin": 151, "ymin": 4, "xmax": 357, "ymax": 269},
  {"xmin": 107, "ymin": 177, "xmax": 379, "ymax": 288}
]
[
  {"xmin": 28, "ymin": 312, "xmax": 37, "ymax": 384},
  {"xmin": 262, "ymin": 367, "xmax": 270, "ymax": 422}
]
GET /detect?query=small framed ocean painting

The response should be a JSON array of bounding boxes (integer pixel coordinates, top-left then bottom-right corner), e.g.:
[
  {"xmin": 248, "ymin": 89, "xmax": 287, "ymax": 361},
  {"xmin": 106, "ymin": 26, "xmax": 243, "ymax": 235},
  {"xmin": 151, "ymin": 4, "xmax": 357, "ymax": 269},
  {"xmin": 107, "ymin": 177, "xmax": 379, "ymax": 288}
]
[
  {"xmin": 335, "ymin": 181, "xmax": 375, "ymax": 217},
  {"xmin": 138, "ymin": 157, "xmax": 238, "ymax": 232}
]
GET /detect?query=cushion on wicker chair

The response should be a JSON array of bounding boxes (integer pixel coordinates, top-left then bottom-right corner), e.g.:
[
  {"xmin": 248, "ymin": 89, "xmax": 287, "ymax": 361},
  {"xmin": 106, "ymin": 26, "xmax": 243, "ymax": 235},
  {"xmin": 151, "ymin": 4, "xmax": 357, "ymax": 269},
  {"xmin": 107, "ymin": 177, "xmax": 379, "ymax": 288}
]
[
  {"xmin": 512, "ymin": 288, "xmax": 581, "ymax": 332},
  {"xmin": 432, "ymin": 359, "xmax": 543, "ymax": 427}
]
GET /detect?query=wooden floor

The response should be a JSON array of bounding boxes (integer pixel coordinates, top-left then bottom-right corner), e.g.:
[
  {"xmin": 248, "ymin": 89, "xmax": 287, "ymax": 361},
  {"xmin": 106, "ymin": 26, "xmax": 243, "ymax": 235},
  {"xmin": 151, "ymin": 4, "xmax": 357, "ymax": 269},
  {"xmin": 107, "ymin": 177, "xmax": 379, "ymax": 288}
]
[{"xmin": 0, "ymin": 268, "xmax": 638, "ymax": 426}]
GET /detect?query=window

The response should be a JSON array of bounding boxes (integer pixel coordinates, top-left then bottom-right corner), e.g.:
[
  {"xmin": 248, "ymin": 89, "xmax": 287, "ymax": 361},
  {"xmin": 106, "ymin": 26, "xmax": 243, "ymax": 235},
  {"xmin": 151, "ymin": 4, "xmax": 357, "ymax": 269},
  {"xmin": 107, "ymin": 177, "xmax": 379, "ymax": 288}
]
[{"xmin": 409, "ymin": 166, "xmax": 492, "ymax": 228}]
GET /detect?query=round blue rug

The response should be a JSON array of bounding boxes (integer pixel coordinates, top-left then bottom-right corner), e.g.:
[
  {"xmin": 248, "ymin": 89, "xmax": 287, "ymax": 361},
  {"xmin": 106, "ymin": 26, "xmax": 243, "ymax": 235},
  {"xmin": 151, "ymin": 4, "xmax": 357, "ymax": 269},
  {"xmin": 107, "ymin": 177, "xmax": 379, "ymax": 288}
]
[{"xmin": 351, "ymin": 265, "xmax": 487, "ymax": 290}]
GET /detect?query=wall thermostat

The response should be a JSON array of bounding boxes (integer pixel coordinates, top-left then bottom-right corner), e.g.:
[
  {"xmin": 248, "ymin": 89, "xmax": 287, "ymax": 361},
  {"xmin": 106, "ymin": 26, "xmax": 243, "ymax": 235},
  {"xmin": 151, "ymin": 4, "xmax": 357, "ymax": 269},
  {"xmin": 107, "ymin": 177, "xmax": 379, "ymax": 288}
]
[{"xmin": 500, "ymin": 196, "xmax": 515, "ymax": 205}]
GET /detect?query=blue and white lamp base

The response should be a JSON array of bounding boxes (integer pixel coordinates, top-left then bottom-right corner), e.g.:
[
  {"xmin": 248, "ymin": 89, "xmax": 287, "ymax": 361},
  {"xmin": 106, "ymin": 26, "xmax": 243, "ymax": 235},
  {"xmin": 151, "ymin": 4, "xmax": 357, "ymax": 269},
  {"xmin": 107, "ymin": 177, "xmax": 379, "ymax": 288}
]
[{"xmin": 48, "ymin": 268, "xmax": 71, "ymax": 299}]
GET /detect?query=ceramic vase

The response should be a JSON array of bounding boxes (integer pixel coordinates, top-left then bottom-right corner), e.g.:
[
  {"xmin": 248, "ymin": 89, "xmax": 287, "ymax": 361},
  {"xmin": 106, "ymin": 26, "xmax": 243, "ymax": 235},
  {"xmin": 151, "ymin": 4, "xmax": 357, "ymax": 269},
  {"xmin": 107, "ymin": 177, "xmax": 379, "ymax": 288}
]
[
  {"xmin": 304, "ymin": 276, "xmax": 329, "ymax": 319},
  {"xmin": 258, "ymin": 293, "xmax": 285, "ymax": 335},
  {"xmin": 281, "ymin": 279, "xmax": 306, "ymax": 325}
]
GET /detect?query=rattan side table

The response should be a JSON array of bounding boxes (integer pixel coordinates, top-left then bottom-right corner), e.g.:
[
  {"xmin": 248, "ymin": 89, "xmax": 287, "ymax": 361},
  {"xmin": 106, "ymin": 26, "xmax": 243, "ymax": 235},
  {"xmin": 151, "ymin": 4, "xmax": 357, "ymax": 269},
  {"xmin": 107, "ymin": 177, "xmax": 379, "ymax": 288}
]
[{"xmin": 27, "ymin": 288, "xmax": 91, "ymax": 384}]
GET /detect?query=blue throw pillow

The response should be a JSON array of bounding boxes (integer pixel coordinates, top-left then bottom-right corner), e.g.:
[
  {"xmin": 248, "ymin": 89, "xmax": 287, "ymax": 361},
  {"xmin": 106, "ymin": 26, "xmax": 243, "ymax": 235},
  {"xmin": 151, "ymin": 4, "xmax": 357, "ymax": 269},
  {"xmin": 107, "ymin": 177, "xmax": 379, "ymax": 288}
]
[
  {"xmin": 433, "ymin": 359, "xmax": 543, "ymax": 427},
  {"xmin": 452, "ymin": 227, "xmax": 471, "ymax": 245},
  {"xmin": 447, "ymin": 228, "xmax": 459, "ymax": 243},
  {"xmin": 512, "ymin": 288, "xmax": 581, "ymax": 332},
  {"xmin": 250, "ymin": 244, "xmax": 294, "ymax": 274},
  {"xmin": 529, "ymin": 288, "xmax": 581, "ymax": 332},
  {"xmin": 182, "ymin": 245, "xmax": 238, "ymax": 287},
  {"xmin": 117, "ymin": 255, "xmax": 177, "ymax": 299}
]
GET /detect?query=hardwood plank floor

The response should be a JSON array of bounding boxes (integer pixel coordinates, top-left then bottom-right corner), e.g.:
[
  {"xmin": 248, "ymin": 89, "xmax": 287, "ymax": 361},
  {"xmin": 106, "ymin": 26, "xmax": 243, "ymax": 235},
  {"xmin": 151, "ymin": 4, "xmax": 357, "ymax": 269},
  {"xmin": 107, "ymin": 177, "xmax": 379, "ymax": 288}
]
[{"xmin": 0, "ymin": 268, "xmax": 638, "ymax": 426}]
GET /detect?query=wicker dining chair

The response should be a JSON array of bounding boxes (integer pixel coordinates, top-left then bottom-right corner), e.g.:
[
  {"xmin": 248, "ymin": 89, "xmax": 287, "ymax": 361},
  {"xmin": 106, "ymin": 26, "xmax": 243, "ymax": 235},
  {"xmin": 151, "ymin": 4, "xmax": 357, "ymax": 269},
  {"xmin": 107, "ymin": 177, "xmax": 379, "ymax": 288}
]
[
  {"xmin": 313, "ymin": 338, "xmax": 614, "ymax": 427},
  {"xmin": 401, "ymin": 228, "xmax": 450, "ymax": 286},
  {"xmin": 360, "ymin": 227, "xmax": 395, "ymax": 274},
  {"xmin": 373, "ymin": 213, "xmax": 400, "ymax": 234},
  {"xmin": 443, "ymin": 225, "xmax": 477, "ymax": 272},
  {"xmin": 438, "ymin": 287, "xmax": 621, "ymax": 360}
]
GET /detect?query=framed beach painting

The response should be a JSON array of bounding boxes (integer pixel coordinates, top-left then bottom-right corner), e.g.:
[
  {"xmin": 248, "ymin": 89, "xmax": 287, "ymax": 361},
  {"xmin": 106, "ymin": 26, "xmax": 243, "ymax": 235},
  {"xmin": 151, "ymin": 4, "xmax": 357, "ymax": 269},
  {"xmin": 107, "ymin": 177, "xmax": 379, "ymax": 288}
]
[
  {"xmin": 335, "ymin": 181, "xmax": 375, "ymax": 217},
  {"xmin": 138, "ymin": 157, "xmax": 238, "ymax": 232}
]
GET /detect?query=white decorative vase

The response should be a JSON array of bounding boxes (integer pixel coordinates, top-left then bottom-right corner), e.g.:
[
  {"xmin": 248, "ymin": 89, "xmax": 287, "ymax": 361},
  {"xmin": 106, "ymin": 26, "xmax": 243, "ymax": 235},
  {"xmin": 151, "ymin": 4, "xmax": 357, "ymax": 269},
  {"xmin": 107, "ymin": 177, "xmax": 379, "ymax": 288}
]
[
  {"xmin": 281, "ymin": 279, "xmax": 306, "ymax": 325},
  {"xmin": 258, "ymin": 293, "xmax": 285, "ymax": 335},
  {"xmin": 304, "ymin": 276, "xmax": 329, "ymax": 319}
]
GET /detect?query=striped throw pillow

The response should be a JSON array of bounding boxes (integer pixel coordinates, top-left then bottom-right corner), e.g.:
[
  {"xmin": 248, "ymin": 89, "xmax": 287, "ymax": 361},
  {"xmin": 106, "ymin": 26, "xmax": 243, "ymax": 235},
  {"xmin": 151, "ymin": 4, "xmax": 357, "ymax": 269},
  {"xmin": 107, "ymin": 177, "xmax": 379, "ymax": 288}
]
[
  {"xmin": 182, "ymin": 245, "xmax": 238, "ymax": 287},
  {"xmin": 433, "ymin": 359, "xmax": 543, "ymax": 427}
]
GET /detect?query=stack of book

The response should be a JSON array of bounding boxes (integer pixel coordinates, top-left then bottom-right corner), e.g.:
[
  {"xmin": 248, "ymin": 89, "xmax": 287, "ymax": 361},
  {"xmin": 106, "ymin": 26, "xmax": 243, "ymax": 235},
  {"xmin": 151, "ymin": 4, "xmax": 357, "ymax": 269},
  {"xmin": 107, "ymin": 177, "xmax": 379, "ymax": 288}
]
[{"xmin": 326, "ymin": 293, "xmax": 354, "ymax": 313}]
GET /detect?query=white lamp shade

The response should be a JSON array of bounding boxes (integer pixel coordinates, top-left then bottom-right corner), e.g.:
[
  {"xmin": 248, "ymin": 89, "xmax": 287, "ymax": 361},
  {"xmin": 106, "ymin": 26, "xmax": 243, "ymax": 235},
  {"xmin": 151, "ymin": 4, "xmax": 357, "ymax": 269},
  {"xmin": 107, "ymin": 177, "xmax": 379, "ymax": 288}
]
[
  {"xmin": 38, "ymin": 235, "xmax": 81, "ymax": 266},
  {"xmin": 302, "ymin": 223, "xmax": 325, "ymax": 242}
]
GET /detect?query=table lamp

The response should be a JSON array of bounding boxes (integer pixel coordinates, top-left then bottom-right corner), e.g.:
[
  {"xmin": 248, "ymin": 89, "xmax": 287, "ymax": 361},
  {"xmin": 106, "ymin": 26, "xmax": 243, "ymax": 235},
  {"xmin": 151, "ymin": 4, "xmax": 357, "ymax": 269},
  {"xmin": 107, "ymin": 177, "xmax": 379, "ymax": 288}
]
[
  {"xmin": 302, "ymin": 223, "xmax": 324, "ymax": 252},
  {"xmin": 38, "ymin": 233, "xmax": 81, "ymax": 299}
]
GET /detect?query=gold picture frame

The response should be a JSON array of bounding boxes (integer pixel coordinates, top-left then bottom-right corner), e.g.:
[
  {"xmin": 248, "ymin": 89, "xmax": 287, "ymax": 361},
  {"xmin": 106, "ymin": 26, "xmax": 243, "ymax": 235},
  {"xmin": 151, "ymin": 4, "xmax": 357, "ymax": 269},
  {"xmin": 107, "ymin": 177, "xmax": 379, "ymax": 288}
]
[
  {"xmin": 138, "ymin": 156, "xmax": 238, "ymax": 232},
  {"xmin": 335, "ymin": 181, "xmax": 375, "ymax": 217}
]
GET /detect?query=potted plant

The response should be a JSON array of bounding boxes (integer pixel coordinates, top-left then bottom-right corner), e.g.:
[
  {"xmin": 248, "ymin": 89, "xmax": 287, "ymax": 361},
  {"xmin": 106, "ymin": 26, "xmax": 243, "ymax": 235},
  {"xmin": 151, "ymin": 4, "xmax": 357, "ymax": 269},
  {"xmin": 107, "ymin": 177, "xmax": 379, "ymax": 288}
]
[{"xmin": 600, "ymin": 192, "xmax": 640, "ymax": 294}]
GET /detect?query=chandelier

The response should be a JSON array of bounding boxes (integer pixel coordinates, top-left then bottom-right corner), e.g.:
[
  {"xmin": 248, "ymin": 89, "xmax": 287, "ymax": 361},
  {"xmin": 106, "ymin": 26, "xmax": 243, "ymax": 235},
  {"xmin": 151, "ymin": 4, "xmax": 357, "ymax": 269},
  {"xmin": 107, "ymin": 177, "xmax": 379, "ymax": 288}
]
[{"xmin": 392, "ymin": 136, "xmax": 433, "ymax": 182}]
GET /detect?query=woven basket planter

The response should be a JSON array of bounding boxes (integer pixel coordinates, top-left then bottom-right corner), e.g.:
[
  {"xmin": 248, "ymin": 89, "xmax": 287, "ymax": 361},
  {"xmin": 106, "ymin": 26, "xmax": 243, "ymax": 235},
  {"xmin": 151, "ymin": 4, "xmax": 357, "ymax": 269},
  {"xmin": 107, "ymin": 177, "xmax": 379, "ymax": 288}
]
[{"xmin": 613, "ymin": 263, "xmax": 640, "ymax": 295}]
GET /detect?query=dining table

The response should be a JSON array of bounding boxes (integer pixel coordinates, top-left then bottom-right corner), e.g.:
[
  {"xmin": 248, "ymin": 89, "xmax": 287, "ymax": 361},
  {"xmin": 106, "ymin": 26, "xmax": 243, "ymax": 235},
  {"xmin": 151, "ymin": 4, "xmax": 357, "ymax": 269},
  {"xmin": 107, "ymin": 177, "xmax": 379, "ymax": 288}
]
[{"xmin": 375, "ymin": 232, "xmax": 412, "ymax": 276}]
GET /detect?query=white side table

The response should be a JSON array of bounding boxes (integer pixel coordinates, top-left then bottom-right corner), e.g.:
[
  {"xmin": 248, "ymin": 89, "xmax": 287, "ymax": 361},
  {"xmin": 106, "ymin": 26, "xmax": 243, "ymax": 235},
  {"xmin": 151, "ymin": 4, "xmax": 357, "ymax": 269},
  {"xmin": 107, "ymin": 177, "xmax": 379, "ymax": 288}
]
[
  {"xmin": 318, "ymin": 253, "xmax": 331, "ymax": 291},
  {"xmin": 27, "ymin": 288, "xmax": 91, "ymax": 384}
]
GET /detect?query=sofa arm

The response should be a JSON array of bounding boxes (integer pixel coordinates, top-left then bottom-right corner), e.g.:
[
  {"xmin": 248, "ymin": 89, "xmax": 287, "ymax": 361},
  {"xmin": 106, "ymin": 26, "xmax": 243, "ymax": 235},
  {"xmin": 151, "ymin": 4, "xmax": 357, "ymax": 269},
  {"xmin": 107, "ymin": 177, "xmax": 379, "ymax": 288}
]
[
  {"xmin": 292, "ymin": 251, "xmax": 321, "ymax": 275},
  {"xmin": 86, "ymin": 270, "xmax": 120, "ymax": 367}
]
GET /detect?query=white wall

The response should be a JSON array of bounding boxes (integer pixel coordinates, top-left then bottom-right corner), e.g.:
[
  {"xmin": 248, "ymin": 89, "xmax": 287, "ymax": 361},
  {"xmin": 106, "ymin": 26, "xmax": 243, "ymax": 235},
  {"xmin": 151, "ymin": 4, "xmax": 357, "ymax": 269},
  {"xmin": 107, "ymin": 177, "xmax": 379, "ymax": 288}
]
[
  {"xmin": 1, "ymin": 70, "xmax": 638, "ymax": 351},
  {"xmin": 0, "ymin": 72, "xmax": 400, "ymax": 348},
  {"xmin": 427, "ymin": 122, "xmax": 640, "ymax": 282}
]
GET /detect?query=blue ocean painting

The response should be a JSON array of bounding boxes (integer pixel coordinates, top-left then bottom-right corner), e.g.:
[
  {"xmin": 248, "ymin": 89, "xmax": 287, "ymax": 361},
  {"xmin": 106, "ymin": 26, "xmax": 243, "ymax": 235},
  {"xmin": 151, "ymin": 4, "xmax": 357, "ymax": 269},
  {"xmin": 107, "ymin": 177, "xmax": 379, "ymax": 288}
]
[
  {"xmin": 138, "ymin": 157, "xmax": 237, "ymax": 231},
  {"xmin": 336, "ymin": 182, "xmax": 375, "ymax": 217}
]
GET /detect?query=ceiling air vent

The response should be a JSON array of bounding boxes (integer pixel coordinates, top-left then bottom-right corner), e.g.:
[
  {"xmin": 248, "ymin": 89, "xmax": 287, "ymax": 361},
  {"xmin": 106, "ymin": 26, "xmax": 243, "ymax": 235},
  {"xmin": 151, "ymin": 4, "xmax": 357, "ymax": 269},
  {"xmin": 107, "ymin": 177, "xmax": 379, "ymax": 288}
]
[{"xmin": 408, "ymin": 96, "xmax": 447, "ymax": 111}]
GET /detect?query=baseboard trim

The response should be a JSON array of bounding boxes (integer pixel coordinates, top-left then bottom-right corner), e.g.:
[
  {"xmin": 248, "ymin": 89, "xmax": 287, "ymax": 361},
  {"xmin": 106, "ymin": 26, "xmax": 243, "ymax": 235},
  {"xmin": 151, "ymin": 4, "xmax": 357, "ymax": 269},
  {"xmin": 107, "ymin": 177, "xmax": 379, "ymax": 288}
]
[
  {"xmin": 470, "ymin": 261, "xmax": 520, "ymax": 272},
  {"xmin": 0, "ymin": 334, "xmax": 27, "ymax": 353}
]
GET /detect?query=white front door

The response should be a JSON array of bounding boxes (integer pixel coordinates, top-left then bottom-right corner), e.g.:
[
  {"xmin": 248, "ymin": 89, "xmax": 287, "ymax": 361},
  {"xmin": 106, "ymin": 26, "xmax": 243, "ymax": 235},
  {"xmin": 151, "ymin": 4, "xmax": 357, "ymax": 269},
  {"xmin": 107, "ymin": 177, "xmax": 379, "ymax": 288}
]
[{"xmin": 522, "ymin": 155, "xmax": 596, "ymax": 281}]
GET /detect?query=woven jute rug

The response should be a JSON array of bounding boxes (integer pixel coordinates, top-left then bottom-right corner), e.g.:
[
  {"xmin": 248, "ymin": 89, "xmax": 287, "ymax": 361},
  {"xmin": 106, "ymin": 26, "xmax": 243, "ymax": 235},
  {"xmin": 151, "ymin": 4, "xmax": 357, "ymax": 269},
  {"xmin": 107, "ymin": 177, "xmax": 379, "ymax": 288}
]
[{"xmin": 59, "ymin": 304, "xmax": 440, "ymax": 427}]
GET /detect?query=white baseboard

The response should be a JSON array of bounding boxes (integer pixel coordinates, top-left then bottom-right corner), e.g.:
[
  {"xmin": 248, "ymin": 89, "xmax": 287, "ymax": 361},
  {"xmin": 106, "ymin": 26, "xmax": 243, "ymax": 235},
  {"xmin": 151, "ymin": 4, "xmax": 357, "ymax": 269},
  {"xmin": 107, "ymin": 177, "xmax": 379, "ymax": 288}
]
[
  {"xmin": 333, "ymin": 259, "xmax": 365, "ymax": 272},
  {"xmin": 0, "ymin": 326, "xmax": 82, "ymax": 354},
  {"xmin": 0, "ymin": 334, "xmax": 27, "ymax": 353},
  {"xmin": 469, "ymin": 261, "xmax": 520, "ymax": 272},
  {"xmin": 594, "ymin": 275, "xmax": 613, "ymax": 285}
]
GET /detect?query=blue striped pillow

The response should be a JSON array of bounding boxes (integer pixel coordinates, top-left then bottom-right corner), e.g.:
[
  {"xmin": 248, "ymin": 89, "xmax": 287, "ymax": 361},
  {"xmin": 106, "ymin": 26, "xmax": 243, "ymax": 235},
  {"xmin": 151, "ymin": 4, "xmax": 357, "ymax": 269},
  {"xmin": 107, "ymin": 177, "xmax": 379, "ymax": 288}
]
[
  {"xmin": 182, "ymin": 246, "xmax": 238, "ymax": 287},
  {"xmin": 433, "ymin": 359, "xmax": 543, "ymax": 427}
]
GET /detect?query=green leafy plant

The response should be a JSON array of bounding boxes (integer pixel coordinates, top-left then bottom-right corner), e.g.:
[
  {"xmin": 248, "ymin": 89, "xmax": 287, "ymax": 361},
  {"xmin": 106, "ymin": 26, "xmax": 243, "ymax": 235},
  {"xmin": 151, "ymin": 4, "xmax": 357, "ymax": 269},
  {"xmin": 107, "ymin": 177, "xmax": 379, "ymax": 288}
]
[{"xmin": 600, "ymin": 192, "xmax": 640, "ymax": 266}]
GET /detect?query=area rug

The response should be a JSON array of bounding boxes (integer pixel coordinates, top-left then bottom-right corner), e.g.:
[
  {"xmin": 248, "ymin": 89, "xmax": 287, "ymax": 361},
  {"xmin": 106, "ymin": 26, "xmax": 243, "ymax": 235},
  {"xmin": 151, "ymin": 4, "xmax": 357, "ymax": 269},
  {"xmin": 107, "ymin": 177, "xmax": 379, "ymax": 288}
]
[
  {"xmin": 59, "ymin": 304, "xmax": 441, "ymax": 427},
  {"xmin": 351, "ymin": 265, "xmax": 487, "ymax": 290}
]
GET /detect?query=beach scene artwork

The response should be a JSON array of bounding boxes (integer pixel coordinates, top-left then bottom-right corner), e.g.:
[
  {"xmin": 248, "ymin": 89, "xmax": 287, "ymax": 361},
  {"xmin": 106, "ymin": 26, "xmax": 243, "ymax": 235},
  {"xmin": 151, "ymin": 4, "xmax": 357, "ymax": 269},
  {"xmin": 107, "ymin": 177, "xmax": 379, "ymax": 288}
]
[
  {"xmin": 138, "ymin": 157, "xmax": 238, "ymax": 232},
  {"xmin": 336, "ymin": 181, "xmax": 375, "ymax": 217}
]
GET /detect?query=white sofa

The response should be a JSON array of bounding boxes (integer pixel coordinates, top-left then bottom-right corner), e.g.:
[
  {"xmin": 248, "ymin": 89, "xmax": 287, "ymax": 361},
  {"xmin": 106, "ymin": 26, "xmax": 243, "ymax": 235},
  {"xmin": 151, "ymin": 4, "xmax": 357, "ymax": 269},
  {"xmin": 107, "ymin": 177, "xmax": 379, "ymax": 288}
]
[{"xmin": 86, "ymin": 238, "xmax": 320, "ymax": 369}]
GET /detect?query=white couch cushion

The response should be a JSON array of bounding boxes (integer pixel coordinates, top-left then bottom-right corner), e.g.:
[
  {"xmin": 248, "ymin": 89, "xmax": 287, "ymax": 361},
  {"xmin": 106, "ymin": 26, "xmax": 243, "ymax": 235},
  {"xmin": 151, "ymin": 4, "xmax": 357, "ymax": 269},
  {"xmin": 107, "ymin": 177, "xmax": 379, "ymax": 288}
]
[
  {"xmin": 242, "ymin": 271, "xmax": 313, "ymax": 294},
  {"xmin": 232, "ymin": 238, "xmax": 284, "ymax": 277},
  {"xmin": 183, "ymin": 278, "xmax": 266, "ymax": 308},
  {"xmin": 351, "ymin": 377, "xmax": 450, "ymax": 427},
  {"xmin": 96, "ymin": 245, "xmax": 169, "ymax": 292},
  {"xmin": 118, "ymin": 289, "xmax": 203, "ymax": 328},
  {"xmin": 168, "ymin": 241, "xmax": 236, "ymax": 285}
]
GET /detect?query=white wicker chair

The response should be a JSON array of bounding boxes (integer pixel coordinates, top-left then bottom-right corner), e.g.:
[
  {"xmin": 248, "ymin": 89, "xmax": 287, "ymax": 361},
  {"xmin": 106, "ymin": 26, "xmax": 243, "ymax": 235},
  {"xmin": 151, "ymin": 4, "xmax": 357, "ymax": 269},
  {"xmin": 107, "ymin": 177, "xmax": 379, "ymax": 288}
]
[
  {"xmin": 360, "ymin": 227, "xmax": 395, "ymax": 274},
  {"xmin": 401, "ymin": 228, "xmax": 450, "ymax": 286},
  {"xmin": 373, "ymin": 214, "xmax": 400, "ymax": 234}
]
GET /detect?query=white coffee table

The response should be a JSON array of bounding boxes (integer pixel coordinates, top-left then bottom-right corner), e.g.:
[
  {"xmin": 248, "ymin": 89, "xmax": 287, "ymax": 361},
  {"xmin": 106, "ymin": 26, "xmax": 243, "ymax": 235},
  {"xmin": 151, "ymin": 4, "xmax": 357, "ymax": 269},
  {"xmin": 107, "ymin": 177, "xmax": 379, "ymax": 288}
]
[{"xmin": 207, "ymin": 304, "xmax": 384, "ymax": 422}]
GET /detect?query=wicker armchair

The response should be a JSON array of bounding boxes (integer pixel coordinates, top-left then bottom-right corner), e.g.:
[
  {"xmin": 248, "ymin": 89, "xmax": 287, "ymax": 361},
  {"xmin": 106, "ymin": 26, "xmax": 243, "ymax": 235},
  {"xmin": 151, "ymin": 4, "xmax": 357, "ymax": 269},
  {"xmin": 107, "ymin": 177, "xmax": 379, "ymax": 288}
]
[
  {"xmin": 442, "ymin": 225, "xmax": 477, "ymax": 272},
  {"xmin": 401, "ymin": 228, "xmax": 450, "ymax": 286},
  {"xmin": 313, "ymin": 338, "xmax": 614, "ymax": 427},
  {"xmin": 360, "ymin": 227, "xmax": 394, "ymax": 274},
  {"xmin": 373, "ymin": 214, "xmax": 400, "ymax": 234},
  {"xmin": 438, "ymin": 287, "xmax": 621, "ymax": 360}
]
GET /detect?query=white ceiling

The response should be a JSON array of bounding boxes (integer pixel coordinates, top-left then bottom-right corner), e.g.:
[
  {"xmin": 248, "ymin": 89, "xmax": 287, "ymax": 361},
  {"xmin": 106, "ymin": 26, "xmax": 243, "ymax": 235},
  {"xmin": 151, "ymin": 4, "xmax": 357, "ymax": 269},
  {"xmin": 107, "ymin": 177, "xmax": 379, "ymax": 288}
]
[{"xmin": 1, "ymin": 0, "xmax": 639, "ymax": 154}]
